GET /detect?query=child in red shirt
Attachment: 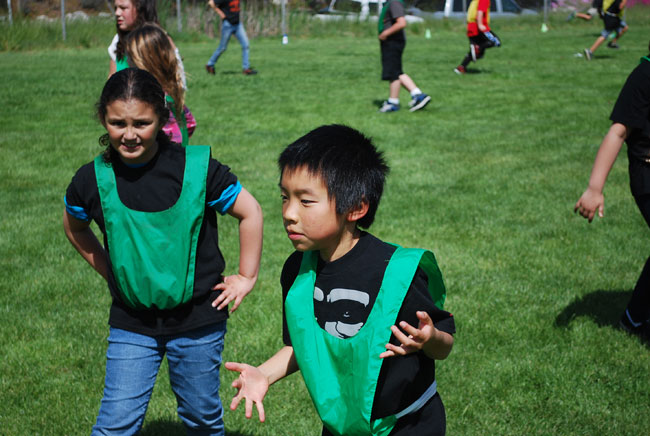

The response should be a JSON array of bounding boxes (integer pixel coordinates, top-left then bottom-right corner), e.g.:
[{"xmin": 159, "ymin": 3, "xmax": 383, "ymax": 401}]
[{"xmin": 454, "ymin": 0, "xmax": 501, "ymax": 75}]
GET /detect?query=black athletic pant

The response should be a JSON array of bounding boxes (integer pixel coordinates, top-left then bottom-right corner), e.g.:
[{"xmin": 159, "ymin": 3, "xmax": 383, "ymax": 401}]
[{"xmin": 628, "ymin": 193, "xmax": 650, "ymax": 323}]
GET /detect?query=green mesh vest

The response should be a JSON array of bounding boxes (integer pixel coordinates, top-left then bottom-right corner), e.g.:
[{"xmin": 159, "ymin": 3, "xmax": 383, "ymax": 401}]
[
  {"xmin": 94, "ymin": 145, "xmax": 210, "ymax": 310},
  {"xmin": 285, "ymin": 246, "xmax": 446, "ymax": 436}
]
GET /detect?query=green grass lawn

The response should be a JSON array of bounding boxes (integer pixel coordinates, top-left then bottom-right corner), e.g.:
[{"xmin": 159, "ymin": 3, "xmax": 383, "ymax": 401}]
[{"xmin": 1, "ymin": 8, "xmax": 650, "ymax": 435}]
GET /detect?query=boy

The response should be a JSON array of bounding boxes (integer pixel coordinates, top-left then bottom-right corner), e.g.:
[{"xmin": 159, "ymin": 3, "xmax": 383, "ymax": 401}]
[
  {"xmin": 454, "ymin": 0, "xmax": 501, "ymax": 75},
  {"xmin": 583, "ymin": 0, "xmax": 628, "ymax": 60},
  {"xmin": 377, "ymin": 0, "xmax": 431, "ymax": 113},
  {"xmin": 205, "ymin": 0, "xmax": 257, "ymax": 75},
  {"xmin": 225, "ymin": 125, "xmax": 455, "ymax": 435}
]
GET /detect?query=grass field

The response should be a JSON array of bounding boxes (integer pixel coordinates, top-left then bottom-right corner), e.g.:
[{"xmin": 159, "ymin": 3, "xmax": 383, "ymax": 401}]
[{"xmin": 1, "ymin": 8, "xmax": 650, "ymax": 435}]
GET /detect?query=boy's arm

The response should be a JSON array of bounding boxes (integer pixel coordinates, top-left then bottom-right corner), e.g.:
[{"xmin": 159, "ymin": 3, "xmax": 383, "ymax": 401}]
[
  {"xmin": 208, "ymin": 0, "xmax": 227, "ymax": 20},
  {"xmin": 212, "ymin": 187, "xmax": 263, "ymax": 312},
  {"xmin": 63, "ymin": 209, "xmax": 109, "ymax": 281},
  {"xmin": 477, "ymin": 10, "xmax": 487, "ymax": 32},
  {"xmin": 379, "ymin": 16, "xmax": 406, "ymax": 41},
  {"xmin": 380, "ymin": 311, "xmax": 454, "ymax": 360},
  {"xmin": 225, "ymin": 345, "xmax": 299, "ymax": 422},
  {"xmin": 574, "ymin": 122, "xmax": 627, "ymax": 222}
]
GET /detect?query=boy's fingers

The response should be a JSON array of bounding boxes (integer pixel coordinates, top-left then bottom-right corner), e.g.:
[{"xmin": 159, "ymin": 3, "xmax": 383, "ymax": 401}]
[
  {"xmin": 245, "ymin": 397, "xmax": 254, "ymax": 419},
  {"xmin": 256, "ymin": 402, "xmax": 266, "ymax": 422},
  {"xmin": 224, "ymin": 361, "xmax": 242, "ymax": 372},
  {"xmin": 230, "ymin": 393, "xmax": 243, "ymax": 411}
]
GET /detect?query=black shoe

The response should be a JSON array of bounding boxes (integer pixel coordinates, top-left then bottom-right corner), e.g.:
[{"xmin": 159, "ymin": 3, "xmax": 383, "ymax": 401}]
[
  {"xmin": 205, "ymin": 64, "xmax": 215, "ymax": 75},
  {"xmin": 619, "ymin": 312, "xmax": 650, "ymax": 342},
  {"xmin": 243, "ymin": 68, "xmax": 258, "ymax": 75}
]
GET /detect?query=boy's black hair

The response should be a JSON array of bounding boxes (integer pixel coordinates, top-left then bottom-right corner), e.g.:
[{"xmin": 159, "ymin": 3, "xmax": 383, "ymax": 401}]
[
  {"xmin": 278, "ymin": 124, "xmax": 390, "ymax": 229},
  {"xmin": 96, "ymin": 68, "xmax": 170, "ymax": 163}
]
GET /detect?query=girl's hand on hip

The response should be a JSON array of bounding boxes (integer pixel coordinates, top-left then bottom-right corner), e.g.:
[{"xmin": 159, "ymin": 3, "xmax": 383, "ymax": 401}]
[{"xmin": 211, "ymin": 274, "xmax": 256, "ymax": 312}]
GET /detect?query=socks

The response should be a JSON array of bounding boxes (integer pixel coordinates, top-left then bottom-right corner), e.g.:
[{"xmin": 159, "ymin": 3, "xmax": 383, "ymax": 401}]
[
  {"xmin": 410, "ymin": 88, "xmax": 422, "ymax": 97},
  {"xmin": 388, "ymin": 98, "xmax": 399, "ymax": 105}
]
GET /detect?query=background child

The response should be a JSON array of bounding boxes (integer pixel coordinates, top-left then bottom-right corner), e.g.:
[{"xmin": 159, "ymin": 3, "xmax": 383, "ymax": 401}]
[
  {"xmin": 205, "ymin": 0, "xmax": 257, "ymax": 76},
  {"xmin": 454, "ymin": 0, "xmax": 501, "ymax": 75},
  {"xmin": 125, "ymin": 22, "xmax": 196, "ymax": 146},
  {"xmin": 377, "ymin": 0, "xmax": 430, "ymax": 113},
  {"xmin": 574, "ymin": 41, "xmax": 650, "ymax": 341},
  {"xmin": 583, "ymin": 0, "xmax": 628, "ymax": 59},
  {"xmin": 63, "ymin": 68, "xmax": 263, "ymax": 435},
  {"xmin": 225, "ymin": 125, "xmax": 455, "ymax": 435},
  {"xmin": 109, "ymin": 0, "xmax": 187, "ymax": 87},
  {"xmin": 567, "ymin": 0, "xmax": 601, "ymax": 22}
]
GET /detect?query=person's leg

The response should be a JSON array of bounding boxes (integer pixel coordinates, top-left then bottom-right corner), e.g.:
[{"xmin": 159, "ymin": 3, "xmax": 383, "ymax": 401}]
[
  {"xmin": 233, "ymin": 23, "xmax": 251, "ymax": 70},
  {"xmin": 590, "ymin": 35, "xmax": 606, "ymax": 53},
  {"xmin": 625, "ymin": 194, "xmax": 650, "ymax": 326},
  {"xmin": 611, "ymin": 22, "xmax": 628, "ymax": 44},
  {"xmin": 389, "ymin": 79, "xmax": 401, "ymax": 99},
  {"xmin": 166, "ymin": 322, "xmax": 227, "ymax": 436},
  {"xmin": 91, "ymin": 328, "xmax": 164, "ymax": 436},
  {"xmin": 398, "ymin": 74, "xmax": 416, "ymax": 93},
  {"xmin": 207, "ymin": 20, "xmax": 235, "ymax": 66}
]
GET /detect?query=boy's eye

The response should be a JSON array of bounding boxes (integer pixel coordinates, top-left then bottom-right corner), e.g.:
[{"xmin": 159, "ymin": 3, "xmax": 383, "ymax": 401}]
[
  {"xmin": 301, "ymin": 199, "xmax": 314, "ymax": 205},
  {"xmin": 280, "ymin": 194, "xmax": 288, "ymax": 201}
]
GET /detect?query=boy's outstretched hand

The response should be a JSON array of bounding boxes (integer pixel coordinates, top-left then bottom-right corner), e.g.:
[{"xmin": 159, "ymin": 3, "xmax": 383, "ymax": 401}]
[
  {"xmin": 212, "ymin": 274, "xmax": 256, "ymax": 312},
  {"xmin": 380, "ymin": 310, "xmax": 436, "ymax": 358},
  {"xmin": 225, "ymin": 362, "xmax": 269, "ymax": 422}
]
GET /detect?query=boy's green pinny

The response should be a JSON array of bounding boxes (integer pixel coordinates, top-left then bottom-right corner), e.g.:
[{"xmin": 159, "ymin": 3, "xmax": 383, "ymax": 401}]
[
  {"xmin": 94, "ymin": 145, "xmax": 209, "ymax": 310},
  {"xmin": 285, "ymin": 246, "xmax": 446, "ymax": 436}
]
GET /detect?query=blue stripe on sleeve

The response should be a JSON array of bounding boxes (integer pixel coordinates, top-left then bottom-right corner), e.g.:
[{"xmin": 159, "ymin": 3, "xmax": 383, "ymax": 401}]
[
  {"xmin": 208, "ymin": 181, "xmax": 242, "ymax": 215},
  {"xmin": 64, "ymin": 196, "xmax": 91, "ymax": 222}
]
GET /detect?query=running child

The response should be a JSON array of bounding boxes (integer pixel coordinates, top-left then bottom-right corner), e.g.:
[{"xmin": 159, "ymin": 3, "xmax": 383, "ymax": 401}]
[
  {"xmin": 454, "ymin": 0, "xmax": 501, "ymax": 75},
  {"xmin": 575, "ymin": 41, "xmax": 650, "ymax": 341},
  {"xmin": 63, "ymin": 68, "xmax": 263, "ymax": 435},
  {"xmin": 583, "ymin": 0, "xmax": 628, "ymax": 60},
  {"xmin": 377, "ymin": 0, "xmax": 431, "ymax": 113},
  {"xmin": 126, "ymin": 23, "xmax": 196, "ymax": 146},
  {"xmin": 225, "ymin": 125, "xmax": 455, "ymax": 435}
]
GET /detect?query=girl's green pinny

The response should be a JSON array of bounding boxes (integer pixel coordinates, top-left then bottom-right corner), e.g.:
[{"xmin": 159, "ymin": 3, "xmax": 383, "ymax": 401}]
[
  {"xmin": 285, "ymin": 246, "xmax": 446, "ymax": 436},
  {"xmin": 94, "ymin": 145, "xmax": 209, "ymax": 310}
]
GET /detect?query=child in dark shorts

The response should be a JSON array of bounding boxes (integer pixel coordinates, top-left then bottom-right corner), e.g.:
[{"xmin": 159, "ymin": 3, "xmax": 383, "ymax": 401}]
[
  {"xmin": 377, "ymin": 0, "xmax": 431, "ymax": 113},
  {"xmin": 583, "ymin": 0, "xmax": 628, "ymax": 60}
]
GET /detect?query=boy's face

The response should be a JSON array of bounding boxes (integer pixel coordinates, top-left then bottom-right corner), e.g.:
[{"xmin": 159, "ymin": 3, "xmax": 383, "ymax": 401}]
[{"xmin": 280, "ymin": 166, "xmax": 349, "ymax": 261}]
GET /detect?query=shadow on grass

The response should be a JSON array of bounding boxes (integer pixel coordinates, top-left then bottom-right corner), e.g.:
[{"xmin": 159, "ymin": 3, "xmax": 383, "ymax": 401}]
[
  {"xmin": 555, "ymin": 289, "xmax": 630, "ymax": 328},
  {"xmin": 140, "ymin": 419, "xmax": 255, "ymax": 436}
]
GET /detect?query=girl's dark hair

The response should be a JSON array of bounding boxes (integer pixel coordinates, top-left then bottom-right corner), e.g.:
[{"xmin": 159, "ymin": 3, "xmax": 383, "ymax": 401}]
[
  {"xmin": 114, "ymin": 0, "xmax": 159, "ymax": 60},
  {"xmin": 278, "ymin": 124, "xmax": 390, "ymax": 229},
  {"xmin": 97, "ymin": 68, "xmax": 170, "ymax": 163}
]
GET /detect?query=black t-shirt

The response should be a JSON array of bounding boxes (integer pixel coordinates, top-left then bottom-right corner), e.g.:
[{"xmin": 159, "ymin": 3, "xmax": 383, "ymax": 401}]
[
  {"xmin": 281, "ymin": 232, "xmax": 455, "ymax": 434},
  {"xmin": 610, "ymin": 58, "xmax": 650, "ymax": 195},
  {"xmin": 216, "ymin": 0, "xmax": 240, "ymax": 25},
  {"xmin": 64, "ymin": 142, "xmax": 239, "ymax": 336}
]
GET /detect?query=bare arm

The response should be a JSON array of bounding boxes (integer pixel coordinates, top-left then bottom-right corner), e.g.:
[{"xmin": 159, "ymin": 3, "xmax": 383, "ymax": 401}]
[
  {"xmin": 63, "ymin": 209, "xmax": 109, "ymax": 281},
  {"xmin": 208, "ymin": 0, "xmax": 227, "ymax": 20},
  {"xmin": 574, "ymin": 122, "xmax": 628, "ymax": 222},
  {"xmin": 225, "ymin": 345, "xmax": 299, "ymax": 421},
  {"xmin": 108, "ymin": 59, "xmax": 116, "ymax": 78},
  {"xmin": 212, "ymin": 188, "xmax": 263, "ymax": 312},
  {"xmin": 380, "ymin": 311, "xmax": 454, "ymax": 360},
  {"xmin": 379, "ymin": 16, "xmax": 406, "ymax": 41},
  {"xmin": 477, "ymin": 10, "xmax": 487, "ymax": 32}
]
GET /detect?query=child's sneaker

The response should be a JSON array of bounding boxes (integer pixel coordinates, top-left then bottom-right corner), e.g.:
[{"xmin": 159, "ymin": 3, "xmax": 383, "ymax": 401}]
[
  {"xmin": 619, "ymin": 312, "xmax": 650, "ymax": 342},
  {"xmin": 205, "ymin": 64, "xmax": 215, "ymax": 75},
  {"xmin": 607, "ymin": 41, "xmax": 620, "ymax": 49},
  {"xmin": 408, "ymin": 93, "xmax": 431, "ymax": 112},
  {"xmin": 470, "ymin": 44, "xmax": 481, "ymax": 61},
  {"xmin": 378, "ymin": 101, "xmax": 400, "ymax": 113},
  {"xmin": 454, "ymin": 65, "xmax": 466, "ymax": 75},
  {"xmin": 584, "ymin": 48, "xmax": 592, "ymax": 60},
  {"xmin": 243, "ymin": 68, "xmax": 258, "ymax": 75}
]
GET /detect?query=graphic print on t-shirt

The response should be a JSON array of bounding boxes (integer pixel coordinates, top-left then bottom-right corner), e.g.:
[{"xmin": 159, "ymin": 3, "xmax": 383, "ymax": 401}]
[{"xmin": 315, "ymin": 286, "xmax": 371, "ymax": 338}]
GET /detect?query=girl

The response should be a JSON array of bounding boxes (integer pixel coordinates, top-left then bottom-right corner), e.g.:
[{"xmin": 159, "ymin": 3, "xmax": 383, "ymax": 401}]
[
  {"xmin": 63, "ymin": 68, "xmax": 263, "ymax": 435},
  {"xmin": 108, "ymin": 0, "xmax": 186, "ymax": 89},
  {"xmin": 126, "ymin": 23, "xmax": 196, "ymax": 146}
]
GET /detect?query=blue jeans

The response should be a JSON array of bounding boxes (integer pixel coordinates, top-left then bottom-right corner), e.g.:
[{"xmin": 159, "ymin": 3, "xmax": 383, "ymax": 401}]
[
  {"xmin": 91, "ymin": 322, "xmax": 227, "ymax": 436},
  {"xmin": 207, "ymin": 20, "xmax": 250, "ymax": 70}
]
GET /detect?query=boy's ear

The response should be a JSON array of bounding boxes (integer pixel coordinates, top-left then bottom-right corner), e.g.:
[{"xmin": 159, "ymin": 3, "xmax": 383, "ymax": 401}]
[{"xmin": 346, "ymin": 199, "xmax": 369, "ymax": 223}]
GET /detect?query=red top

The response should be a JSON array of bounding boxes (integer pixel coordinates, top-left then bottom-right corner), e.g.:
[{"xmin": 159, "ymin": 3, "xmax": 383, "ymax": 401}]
[{"xmin": 467, "ymin": 0, "xmax": 490, "ymax": 37}]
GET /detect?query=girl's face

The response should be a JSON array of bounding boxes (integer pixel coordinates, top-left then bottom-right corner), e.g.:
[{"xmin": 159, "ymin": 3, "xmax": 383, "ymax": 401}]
[
  {"xmin": 114, "ymin": 0, "xmax": 137, "ymax": 32},
  {"xmin": 103, "ymin": 99, "xmax": 161, "ymax": 165}
]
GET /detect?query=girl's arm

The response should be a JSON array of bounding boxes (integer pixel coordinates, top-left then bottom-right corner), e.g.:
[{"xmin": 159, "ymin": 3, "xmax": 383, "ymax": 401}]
[
  {"xmin": 380, "ymin": 311, "xmax": 454, "ymax": 360},
  {"xmin": 108, "ymin": 59, "xmax": 116, "ymax": 78},
  {"xmin": 379, "ymin": 16, "xmax": 406, "ymax": 41},
  {"xmin": 212, "ymin": 187, "xmax": 263, "ymax": 312},
  {"xmin": 63, "ymin": 209, "xmax": 109, "ymax": 281},
  {"xmin": 574, "ymin": 122, "xmax": 628, "ymax": 222},
  {"xmin": 225, "ymin": 345, "xmax": 299, "ymax": 422}
]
